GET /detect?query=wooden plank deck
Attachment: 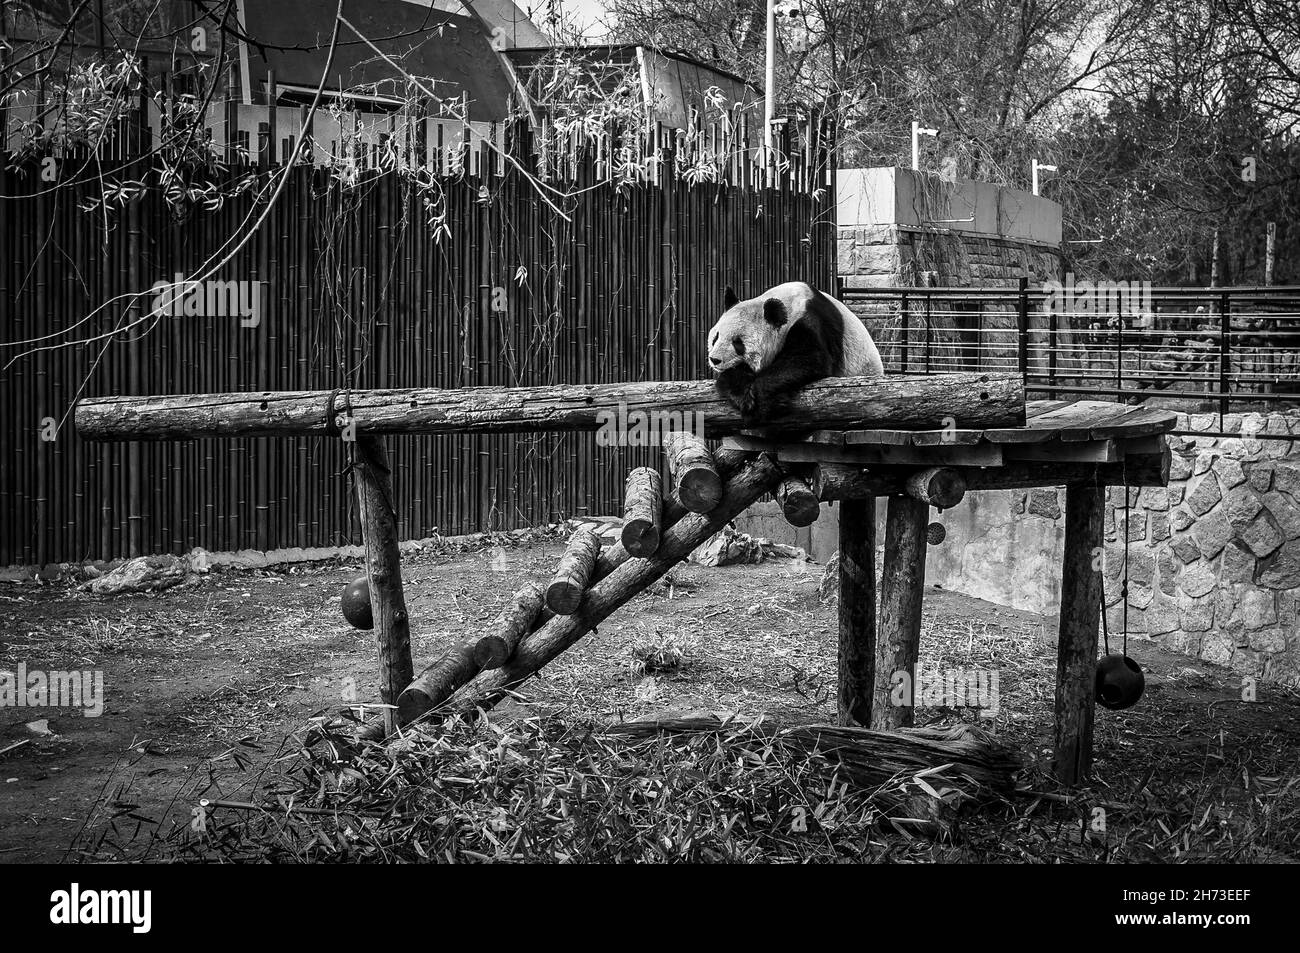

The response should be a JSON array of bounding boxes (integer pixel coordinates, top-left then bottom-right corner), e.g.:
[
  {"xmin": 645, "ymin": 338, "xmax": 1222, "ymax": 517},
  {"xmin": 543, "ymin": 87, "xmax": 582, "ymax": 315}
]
[{"xmin": 726, "ymin": 400, "xmax": 1179, "ymax": 469}]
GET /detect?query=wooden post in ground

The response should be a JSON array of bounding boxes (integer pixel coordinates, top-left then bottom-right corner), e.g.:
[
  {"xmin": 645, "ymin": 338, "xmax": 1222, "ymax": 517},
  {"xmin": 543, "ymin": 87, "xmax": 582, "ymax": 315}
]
[
  {"xmin": 836, "ymin": 498, "xmax": 876, "ymax": 727},
  {"xmin": 352, "ymin": 435, "xmax": 415, "ymax": 732},
  {"xmin": 1054, "ymin": 483, "xmax": 1104, "ymax": 783},
  {"xmin": 875, "ymin": 496, "xmax": 930, "ymax": 729}
]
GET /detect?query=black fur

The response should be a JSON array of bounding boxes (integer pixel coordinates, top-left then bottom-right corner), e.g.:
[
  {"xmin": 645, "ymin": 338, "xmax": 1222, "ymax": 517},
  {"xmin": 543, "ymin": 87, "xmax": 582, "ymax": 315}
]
[{"xmin": 715, "ymin": 287, "xmax": 848, "ymax": 421}]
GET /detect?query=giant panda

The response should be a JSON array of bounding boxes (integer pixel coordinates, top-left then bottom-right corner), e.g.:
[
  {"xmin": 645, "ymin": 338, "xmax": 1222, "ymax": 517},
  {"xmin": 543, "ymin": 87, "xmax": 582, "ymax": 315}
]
[{"xmin": 706, "ymin": 281, "xmax": 883, "ymax": 420}]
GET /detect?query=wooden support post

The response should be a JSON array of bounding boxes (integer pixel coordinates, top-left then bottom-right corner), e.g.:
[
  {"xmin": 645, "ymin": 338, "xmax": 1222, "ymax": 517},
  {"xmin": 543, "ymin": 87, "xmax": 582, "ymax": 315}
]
[
  {"xmin": 776, "ymin": 469, "xmax": 820, "ymax": 527},
  {"xmin": 352, "ymin": 435, "xmax": 415, "ymax": 732},
  {"xmin": 545, "ymin": 529, "xmax": 601, "ymax": 615},
  {"xmin": 836, "ymin": 498, "xmax": 876, "ymax": 727},
  {"xmin": 1054, "ymin": 482, "xmax": 1104, "ymax": 784},
  {"xmin": 663, "ymin": 431, "xmax": 722, "ymax": 513},
  {"xmin": 875, "ymin": 496, "xmax": 929, "ymax": 729},
  {"xmin": 622, "ymin": 467, "xmax": 663, "ymax": 557}
]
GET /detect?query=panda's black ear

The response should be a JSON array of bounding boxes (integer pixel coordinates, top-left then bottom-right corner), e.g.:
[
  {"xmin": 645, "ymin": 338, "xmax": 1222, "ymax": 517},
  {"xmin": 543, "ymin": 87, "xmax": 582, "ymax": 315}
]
[
  {"xmin": 724, "ymin": 286, "xmax": 739, "ymax": 310},
  {"xmin": 763, "ymin": 298, "xmax": 788, "ymax": 327}
]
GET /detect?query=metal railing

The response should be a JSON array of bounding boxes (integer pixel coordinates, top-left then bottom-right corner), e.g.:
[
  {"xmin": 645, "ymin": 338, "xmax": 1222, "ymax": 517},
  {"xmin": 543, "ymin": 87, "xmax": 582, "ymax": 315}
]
[{"xmin": 839, "ymin": 281, "xmax": 1300, "ymax": 428}]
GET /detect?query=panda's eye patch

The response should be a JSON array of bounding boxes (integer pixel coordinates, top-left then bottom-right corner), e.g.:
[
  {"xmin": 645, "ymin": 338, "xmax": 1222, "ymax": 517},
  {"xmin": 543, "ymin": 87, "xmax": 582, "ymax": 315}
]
[
  {"xmin": 710, "ymin": 331, "xmax": 718, "ymax": 346},
  {"xmin": 732, "ymin": 336, "xmax": 745, "ymax": 355}
]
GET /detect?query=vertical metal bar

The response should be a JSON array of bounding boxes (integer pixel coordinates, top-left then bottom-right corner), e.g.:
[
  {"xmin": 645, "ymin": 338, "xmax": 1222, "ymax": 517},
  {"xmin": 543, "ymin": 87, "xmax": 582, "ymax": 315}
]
[
  {"xmin": 1048, "ymin": 296, "xmax": 1058, "ymax": 399},
  {"xmin": 1016, "ymin": 276, "xmax": 1029, "ymax": 376},
  {"xmin": 1219, "ymin": 290, "xmax": 1231, "ymax": 417},
  {"xmin": 899, "ymin": 292, "xmax": 909, "ymax": 373},
  {"xmin": 924, "ymin": 292, "xmax": 932, "ymax": 374}
]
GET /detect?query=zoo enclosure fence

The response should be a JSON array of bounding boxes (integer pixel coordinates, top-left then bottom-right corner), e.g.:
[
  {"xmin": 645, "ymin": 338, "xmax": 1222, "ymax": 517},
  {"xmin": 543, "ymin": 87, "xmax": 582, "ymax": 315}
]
[
  {"xmin": 839, "ymin": 281, "xmax": 1300, "ymax": 434},
  {"xmin": 1, "ymin": 102, "xmax": 836, "ymax": 567}
]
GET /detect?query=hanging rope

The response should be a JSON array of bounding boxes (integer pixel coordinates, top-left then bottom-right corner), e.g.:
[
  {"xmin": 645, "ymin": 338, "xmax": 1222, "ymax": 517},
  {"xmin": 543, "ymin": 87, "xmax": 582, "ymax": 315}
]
[{"xmin": 1099, "ymin": 459, "xmax": 1132, "ymax": 658}]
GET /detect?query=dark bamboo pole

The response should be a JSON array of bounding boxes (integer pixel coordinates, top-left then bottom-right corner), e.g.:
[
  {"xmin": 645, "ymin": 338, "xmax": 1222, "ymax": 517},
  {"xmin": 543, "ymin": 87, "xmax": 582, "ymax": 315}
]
[
  {"xmin": 836, "ymin": 497, "xmax": 876, "ymax": 727},
  {"xmin": 1054, "ymin": 483, "xmax": 1104, "ymax": 784},
  {"xmin": 874, "ymin": 496, "xmax": 930, "ymax": 730},
  {"xmin": 352, "ymin": 435, "xmax": 414, "ymax": 733}
]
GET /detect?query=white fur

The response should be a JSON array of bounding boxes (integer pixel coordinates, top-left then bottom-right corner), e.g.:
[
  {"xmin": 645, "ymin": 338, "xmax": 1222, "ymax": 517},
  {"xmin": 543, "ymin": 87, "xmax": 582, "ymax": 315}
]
[{"xmin": 707, "ymin": 282, "xmax": 883, "ymax": 377}]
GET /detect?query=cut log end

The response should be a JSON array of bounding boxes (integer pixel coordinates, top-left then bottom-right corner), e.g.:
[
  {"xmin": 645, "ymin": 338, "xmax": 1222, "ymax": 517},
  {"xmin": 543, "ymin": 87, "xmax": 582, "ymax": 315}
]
[
  {"xmin": 904, "ymin": 467, "xmax": 967, "ymax": 508},
  {"xmin": 663, "ymin": 430, "xmax": 722, "ymax": 513},
  {"xmin": 677, "ymin": 466, "xmax": 723, "ymax": 513},
  {"xmin": 621, "ymin": 521, "xmax": 661, "ymax": 558},
  {"xmin": 622, "ymin": 467, "xmax": 663, "ymax": 557},
  {"xmin": 546, "ymin": 528, "xmax": 602, "ymax": 615},
  {"xmin": 776, "ymin": 471, "xmax": 820, "ymax": 527}
]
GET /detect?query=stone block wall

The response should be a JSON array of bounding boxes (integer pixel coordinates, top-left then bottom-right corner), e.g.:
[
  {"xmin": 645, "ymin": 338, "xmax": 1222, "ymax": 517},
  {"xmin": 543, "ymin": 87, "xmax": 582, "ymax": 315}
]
[
  {"xmin": 838, "ymin": 226, "xmax": 1063, "ymax": 289},
  {"xmin": 1101, "ymin": 412, "xmax": 1300, "ymax": 684}
]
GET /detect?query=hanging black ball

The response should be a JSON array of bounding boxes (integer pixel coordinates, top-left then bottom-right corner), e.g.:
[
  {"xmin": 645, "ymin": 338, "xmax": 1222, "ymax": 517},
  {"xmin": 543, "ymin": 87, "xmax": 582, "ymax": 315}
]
[
  {"xmin": 341, "ymin": 576, "xmax": 373, "ymax": 630},
  {"xmin": 1095, "ymin": 654, "xmax": 1144, "ymax": 710}
]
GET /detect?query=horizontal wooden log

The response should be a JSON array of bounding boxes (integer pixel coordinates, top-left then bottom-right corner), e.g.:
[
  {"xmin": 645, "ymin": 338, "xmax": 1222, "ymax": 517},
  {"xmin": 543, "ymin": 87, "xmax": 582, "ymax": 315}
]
[
  {"xmin": 545, "ymin": 530, "xmax": 601, "ymax": 615},
  {"xmin": 663, "ymin": 430, "xmax": 722, "ymax": 513},
  {"xmin": 621, "ymin": 467, "xmax": 663, "ymax": 557},
  {"xmin": 813, "ymin": 450, "xmax": 1170, "ymax": 501},
  {"xmin": 775, "ymin": 469, "xmax": 820, "ymax": 527},
  {"xmin": 904, "ymin": 468, "xmax": 967, "ymax": 508},
  {"xmin": 472, "ymin": 583, "xmax": 546, "ymax": 669},
  {"xmin": 398, "ymin": 583, "xmax": 545, "ymax": 723},
  {"xmin": 420, "ymin": 454, "xmax": 785, "ymax": 723},
  {"xmin": 74, "ymin": 374, "xmax": 1025, "ymax": 441},
  {"xmin": 589, "ymin": 448, "xmax": 751, "ymax": 582}
]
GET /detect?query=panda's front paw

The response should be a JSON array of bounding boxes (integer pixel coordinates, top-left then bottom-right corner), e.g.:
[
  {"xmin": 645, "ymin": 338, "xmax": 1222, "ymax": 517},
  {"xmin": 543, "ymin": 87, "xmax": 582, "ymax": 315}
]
[{"xmin": 735, "ymin": 385, "xmax": 763, "ymax": 420}]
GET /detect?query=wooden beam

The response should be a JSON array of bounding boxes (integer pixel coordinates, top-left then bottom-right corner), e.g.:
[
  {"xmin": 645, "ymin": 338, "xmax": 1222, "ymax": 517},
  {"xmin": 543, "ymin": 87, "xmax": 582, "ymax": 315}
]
[
  {"xmin": 75, "ymin": 373, "xmax": 1026, "ymax": 441},
  {"xmin": 352, "ymin": 436, "xmax": 414, "ymax": 733},
  {"xmin": 812, "ymin": 450, "xmax": 1170, "ymax": 501},
  {"xmin": 1054, "ymin": 483, "xmax": 1104, "ymax": 784},
  {"xmin": 622, "ymin": 467, "xmax": 663, "ymax": 557},
  {"xmin": 408, "ymin": 455, "xmax": 784, "ymax": 724},
  {"xmin": 728, "ymin": 438, "xmax": 1004, "ymax": 468},
  {"xmin": 874, "ymin": 496, "xmax": 929, "ymax": 730},
  {"xmin": 775, "ymin": 468, "xmax": 820, "ymax": 527},
  {"xmin": 545, "ymin": 529, "xmax": 601, "ymax": 615},
  {"xmin": 473, "ymin": 584, "xmax": 546, "ymax": 669},
  {"xmin": 837, "ymin": 497, "xmax": 876, "ymax": 727},
  {"xmin": 904, "ymin": 468, "xmax": 966, "ymax": 507},
  {"xmin": 663, "ymin": 430, "xmax": 722, "ymax": 513}
]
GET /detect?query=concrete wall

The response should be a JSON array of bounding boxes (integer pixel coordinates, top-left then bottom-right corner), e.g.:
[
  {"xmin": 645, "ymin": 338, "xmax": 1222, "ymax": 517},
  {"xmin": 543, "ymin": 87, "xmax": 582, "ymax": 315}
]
[
  {"xmin": 836, "ymin": 167, "xmax": 1064, "ymax": 290},
  {"xmin": 837, "ymin": 167, "xmax": 1063, "ymax": 246}
]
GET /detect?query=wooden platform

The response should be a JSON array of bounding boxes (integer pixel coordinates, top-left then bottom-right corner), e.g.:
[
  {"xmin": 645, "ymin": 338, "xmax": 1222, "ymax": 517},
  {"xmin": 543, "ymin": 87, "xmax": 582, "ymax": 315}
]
[
  {"xmin": 725, "ymin": 399, "xmax": 1177, "ymax": 469},
  {"xmin": 724, "ymin": 399, "xmax": 1179, "ymax": 785}
]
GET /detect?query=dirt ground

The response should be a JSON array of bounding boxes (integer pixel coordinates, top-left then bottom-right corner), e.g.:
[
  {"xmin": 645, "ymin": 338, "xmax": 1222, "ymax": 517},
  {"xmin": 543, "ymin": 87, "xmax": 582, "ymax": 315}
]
[{"xmin": 2, "ymin": 534, "xmax": 1298, "ymax": 862}]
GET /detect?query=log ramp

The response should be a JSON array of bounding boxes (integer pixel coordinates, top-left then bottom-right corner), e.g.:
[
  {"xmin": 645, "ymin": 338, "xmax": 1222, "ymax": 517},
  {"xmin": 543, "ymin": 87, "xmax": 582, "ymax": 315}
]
[{"xmin": 74, "ymin": 372, "xmax": 1027, "ymax": 743}]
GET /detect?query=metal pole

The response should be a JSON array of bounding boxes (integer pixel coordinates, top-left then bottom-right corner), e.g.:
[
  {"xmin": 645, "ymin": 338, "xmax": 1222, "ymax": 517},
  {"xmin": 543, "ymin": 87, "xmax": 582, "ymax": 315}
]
[{"xmin": 764, "ymin": 0, "xmax": 775, "ymax": 173}]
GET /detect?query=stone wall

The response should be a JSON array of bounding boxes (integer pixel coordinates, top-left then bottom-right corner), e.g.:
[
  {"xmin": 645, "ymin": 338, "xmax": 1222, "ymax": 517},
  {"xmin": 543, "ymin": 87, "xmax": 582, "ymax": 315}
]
[
  {"xmin": 838, "ymin": 225, "xmax": 1064, "ymax": 289},
  {"xmin": 1102, "ymin": 412, "xmax": 1300, "ymax": 684}
]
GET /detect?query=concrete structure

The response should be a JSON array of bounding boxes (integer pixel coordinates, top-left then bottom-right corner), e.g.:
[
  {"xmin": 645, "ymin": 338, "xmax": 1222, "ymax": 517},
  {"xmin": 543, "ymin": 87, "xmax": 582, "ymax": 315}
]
[{"xmin": 836, "ymin": 167, "xmax": 1064, "ymax": 288}]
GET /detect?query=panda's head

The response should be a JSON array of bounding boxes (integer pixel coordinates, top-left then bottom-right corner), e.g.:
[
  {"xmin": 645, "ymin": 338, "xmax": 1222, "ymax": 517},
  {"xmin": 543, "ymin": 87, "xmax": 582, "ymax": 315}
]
[{"xmin": 707, "ymin": 286, "xmax": 792, "ymax": 375}]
